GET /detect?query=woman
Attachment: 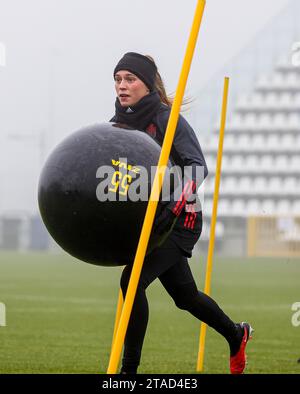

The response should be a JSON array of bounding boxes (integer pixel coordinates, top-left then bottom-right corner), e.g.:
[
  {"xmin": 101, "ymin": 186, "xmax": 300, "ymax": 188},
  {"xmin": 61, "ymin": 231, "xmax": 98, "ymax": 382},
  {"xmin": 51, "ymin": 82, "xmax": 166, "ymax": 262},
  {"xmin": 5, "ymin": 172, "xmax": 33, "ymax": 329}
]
[{"xmin": 110, "ymin": 52, "xmax": 253, "ymax": 374}]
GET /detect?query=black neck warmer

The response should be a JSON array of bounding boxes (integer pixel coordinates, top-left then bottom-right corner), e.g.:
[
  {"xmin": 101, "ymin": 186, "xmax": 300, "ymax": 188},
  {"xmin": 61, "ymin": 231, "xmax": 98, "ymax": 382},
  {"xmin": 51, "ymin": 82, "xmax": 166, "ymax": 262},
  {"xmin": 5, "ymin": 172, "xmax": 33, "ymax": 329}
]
[{"xmin": 114, "ymin": 91, "xmax": 161, "ymax": 131}]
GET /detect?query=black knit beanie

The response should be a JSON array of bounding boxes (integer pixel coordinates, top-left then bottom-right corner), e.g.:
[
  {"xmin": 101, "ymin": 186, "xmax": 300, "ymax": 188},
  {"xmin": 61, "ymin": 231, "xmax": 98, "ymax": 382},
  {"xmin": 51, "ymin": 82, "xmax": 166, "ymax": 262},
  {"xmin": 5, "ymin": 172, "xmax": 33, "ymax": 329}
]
[{"xmin": 113, "ymin": 52, "xmax": 157, "ymax": 91}]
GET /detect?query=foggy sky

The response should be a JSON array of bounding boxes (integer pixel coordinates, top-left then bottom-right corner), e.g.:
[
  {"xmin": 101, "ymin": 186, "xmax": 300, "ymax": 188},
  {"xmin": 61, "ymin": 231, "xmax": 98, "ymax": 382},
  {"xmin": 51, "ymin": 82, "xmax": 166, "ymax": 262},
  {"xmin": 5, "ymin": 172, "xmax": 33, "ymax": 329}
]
[{"xmin": 0, "ymin": 0, "xmax": 291, "ymax": 214}]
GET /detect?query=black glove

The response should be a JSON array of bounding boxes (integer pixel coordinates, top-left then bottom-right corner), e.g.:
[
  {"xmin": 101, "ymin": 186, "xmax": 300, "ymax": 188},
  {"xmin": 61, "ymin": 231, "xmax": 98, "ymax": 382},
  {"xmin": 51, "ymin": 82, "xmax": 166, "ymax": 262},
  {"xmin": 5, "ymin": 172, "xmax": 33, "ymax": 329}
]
[
  {"xmin": 147, "ymin": 204, "xmax": 176, "ymax": 254},
  {"xmin": 153, "ymin": 204, "xmax": 178, "ymax": 236}
]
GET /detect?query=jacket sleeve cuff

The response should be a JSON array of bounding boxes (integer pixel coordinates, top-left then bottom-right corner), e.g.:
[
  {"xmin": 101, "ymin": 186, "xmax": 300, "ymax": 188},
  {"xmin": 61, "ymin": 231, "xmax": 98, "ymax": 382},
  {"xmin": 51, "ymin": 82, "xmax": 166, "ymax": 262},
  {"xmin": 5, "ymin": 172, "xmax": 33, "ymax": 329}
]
[{"xmin": 171, "ymin": 180, "xmax": 197, "ymax": 216}]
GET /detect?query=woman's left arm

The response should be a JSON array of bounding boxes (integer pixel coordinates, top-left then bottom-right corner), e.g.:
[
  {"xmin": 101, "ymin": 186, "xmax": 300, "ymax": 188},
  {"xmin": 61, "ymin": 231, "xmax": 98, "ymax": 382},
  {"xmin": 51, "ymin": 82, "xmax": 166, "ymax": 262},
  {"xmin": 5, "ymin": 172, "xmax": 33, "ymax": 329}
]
[
  {"xmin": 153, "ymin": 112, "xmax": 208, "ymax": 234},
  {"xmin": 168, "ymin": 115, "xmax": 208, "ymax": 216}
]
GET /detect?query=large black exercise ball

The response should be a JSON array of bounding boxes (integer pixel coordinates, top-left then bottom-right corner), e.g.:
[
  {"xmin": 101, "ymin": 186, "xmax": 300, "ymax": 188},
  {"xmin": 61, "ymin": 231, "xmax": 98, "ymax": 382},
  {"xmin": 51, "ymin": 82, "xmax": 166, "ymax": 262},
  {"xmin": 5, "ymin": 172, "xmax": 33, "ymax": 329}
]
[{"xmin": 38, "ymin": 122, "xmax": 177, "ymax": 266}]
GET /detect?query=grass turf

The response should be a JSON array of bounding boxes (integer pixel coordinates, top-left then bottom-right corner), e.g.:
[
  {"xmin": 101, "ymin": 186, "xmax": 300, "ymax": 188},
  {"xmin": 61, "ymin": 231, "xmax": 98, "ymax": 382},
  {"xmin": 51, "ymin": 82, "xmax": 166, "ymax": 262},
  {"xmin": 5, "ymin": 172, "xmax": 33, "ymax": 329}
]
[{"xmin": 0, "ymin": 251, "xmax": 299, "ymax": 374}]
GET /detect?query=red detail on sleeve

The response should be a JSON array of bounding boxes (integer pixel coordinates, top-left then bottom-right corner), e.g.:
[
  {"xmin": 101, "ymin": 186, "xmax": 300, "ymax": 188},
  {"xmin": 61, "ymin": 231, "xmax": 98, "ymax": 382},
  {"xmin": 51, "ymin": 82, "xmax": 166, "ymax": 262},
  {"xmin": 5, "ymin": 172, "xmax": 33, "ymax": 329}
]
[
  {"xmin": 184, "ymin": 204, "xmax": 197, "ymax": 230},
  {"xmin": 172, "ymin": 180, "xmax": 196, "ymax": 216},
  {"xmin": 146, "ymin": 123, "xmax": 157, "ymax": 137},
  {"xmin": 184, "ymin": 212, "xmax": 191, "ymax": 227}
]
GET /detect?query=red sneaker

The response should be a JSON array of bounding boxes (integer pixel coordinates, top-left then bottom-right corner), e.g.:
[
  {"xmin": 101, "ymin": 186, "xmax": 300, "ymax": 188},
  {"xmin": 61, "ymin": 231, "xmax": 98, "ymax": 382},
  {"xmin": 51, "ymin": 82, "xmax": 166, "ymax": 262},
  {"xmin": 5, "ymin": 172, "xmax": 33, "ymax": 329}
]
[{"xmin": 230, "ymin": 322, "xmax": 254, "ymax": 374}]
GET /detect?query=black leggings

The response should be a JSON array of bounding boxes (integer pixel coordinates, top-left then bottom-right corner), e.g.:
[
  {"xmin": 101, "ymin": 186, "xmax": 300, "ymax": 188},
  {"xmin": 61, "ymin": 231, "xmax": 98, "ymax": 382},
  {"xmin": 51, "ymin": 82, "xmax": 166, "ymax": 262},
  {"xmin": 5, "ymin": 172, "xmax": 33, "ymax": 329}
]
[{"xmin": 120, "ymin": 236, "xmax": 238, "ymax": 372}]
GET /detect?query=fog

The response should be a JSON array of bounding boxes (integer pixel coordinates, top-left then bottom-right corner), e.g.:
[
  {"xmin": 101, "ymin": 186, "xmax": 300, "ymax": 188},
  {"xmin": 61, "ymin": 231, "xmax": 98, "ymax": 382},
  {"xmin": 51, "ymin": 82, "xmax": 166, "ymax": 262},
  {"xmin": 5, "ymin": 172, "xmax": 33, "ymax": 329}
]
[{"xmin": 0, "ymin": 0, "xmax": 291, "ymax": 214}]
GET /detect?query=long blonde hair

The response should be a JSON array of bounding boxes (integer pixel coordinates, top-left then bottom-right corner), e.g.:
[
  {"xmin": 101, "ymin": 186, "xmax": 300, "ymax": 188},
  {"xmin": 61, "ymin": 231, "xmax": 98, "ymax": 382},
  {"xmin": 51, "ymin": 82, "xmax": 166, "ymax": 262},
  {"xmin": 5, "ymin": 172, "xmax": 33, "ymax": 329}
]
[{"xmin": 145, "ymin": 55, "xmax": 191, "ymax": 110}]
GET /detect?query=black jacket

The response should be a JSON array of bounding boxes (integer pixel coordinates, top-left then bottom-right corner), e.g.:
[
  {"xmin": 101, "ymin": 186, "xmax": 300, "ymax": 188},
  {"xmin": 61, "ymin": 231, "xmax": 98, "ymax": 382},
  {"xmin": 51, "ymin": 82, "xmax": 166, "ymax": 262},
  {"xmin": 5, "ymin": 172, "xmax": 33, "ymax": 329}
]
[
  {"xmin": 152, "ymin": 103, "xmax": 208, "ymax": 191},
  {"xmin": 111, "ymin": 103, "xmax": 208, "ymax": 257},
  {"xmin": 147, "ymin": 104, "xmax": 208, "ymax": 257}
]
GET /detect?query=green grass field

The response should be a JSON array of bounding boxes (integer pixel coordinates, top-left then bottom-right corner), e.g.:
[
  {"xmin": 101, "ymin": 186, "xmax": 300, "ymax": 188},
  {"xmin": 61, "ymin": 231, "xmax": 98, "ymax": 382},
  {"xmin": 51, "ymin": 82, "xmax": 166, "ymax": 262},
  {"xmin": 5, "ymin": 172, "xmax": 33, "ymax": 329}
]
[{"xmin": 0, "ymin": 251, "xmax": 299, "ymax": 374}]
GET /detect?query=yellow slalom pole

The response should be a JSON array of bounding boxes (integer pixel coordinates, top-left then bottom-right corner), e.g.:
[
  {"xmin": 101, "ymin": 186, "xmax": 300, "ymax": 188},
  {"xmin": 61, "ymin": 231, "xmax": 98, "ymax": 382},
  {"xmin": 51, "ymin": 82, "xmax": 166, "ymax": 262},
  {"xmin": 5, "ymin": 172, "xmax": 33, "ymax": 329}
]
[
  {"xmin": 110, "ymin": 289, "xmax": 124, "ymax": 352},
  {"xmin": 107, "ymin": 0, "xmax": 206, "ymax": 374},
  {"xmin": 196, "ymin": 77, "xmax": 229, "ymax": 372}
]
